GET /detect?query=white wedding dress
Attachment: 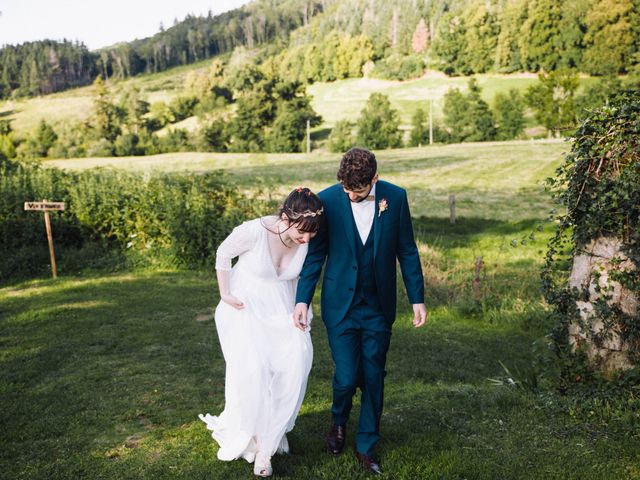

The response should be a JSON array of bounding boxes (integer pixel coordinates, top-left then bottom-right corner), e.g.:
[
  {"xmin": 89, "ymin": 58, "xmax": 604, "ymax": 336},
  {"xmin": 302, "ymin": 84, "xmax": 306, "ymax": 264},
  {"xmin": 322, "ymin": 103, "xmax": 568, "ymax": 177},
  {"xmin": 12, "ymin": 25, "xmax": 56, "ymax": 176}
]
[{"xmin": 199, "ymin": 217, "xmax": 313, "ymax": 462}]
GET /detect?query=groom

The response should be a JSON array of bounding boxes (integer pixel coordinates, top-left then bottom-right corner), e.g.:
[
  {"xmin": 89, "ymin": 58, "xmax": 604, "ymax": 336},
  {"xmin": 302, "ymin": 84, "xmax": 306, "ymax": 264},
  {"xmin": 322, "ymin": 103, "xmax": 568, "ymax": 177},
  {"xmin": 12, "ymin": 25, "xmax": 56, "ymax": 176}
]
[{"xmin": 293, "ymin": 147, "xmax": 427, "ymax": 475}]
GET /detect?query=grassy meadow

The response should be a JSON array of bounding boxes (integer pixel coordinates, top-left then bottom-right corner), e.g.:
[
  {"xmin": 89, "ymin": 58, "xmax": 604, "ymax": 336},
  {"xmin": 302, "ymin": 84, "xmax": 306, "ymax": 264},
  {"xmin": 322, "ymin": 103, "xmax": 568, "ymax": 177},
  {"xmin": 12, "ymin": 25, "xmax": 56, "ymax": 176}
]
[
  {"xmin": 0, "ymin": 67, "xmax": 598, "ymax": 136},
  {"xmin": 46, "ymin": 139, "xmax": 567, "ymax": 221},
  {"xmin": 3, "ymin": 141, "xmax": 640, "ymax": 479}
]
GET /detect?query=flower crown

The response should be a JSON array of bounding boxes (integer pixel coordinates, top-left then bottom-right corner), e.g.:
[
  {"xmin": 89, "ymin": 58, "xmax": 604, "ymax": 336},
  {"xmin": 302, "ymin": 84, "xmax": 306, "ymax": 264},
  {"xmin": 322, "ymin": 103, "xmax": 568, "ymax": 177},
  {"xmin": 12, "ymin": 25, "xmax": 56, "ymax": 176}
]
[{"xmin": 284, "ymin": 205, "xmax": 324, "ymax": 219}]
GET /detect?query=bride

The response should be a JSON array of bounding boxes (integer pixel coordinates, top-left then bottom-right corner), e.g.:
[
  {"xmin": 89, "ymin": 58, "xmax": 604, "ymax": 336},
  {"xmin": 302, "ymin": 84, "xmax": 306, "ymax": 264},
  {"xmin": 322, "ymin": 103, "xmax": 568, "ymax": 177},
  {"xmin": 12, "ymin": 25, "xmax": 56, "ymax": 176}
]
[{"xmin": 199, "ymin": 187, "xmax": 323, "ymax": 477}]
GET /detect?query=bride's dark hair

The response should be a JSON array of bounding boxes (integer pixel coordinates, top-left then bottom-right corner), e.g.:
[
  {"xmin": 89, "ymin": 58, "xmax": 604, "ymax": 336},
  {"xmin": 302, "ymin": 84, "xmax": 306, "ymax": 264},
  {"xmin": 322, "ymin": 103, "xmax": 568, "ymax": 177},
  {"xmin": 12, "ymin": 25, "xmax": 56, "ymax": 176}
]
[{"xmin": 278, "ymin": 187, "xmax": 324, "ymax": 233}]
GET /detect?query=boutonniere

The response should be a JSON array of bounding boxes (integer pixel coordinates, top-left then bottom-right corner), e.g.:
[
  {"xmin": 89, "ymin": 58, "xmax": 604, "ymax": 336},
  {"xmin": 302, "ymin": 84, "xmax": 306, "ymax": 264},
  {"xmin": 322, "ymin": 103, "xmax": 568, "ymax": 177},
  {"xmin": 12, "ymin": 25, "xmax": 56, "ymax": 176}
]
[{"xmin": 378, "ymin": 198, "xmax": 388, "ymax": 217}]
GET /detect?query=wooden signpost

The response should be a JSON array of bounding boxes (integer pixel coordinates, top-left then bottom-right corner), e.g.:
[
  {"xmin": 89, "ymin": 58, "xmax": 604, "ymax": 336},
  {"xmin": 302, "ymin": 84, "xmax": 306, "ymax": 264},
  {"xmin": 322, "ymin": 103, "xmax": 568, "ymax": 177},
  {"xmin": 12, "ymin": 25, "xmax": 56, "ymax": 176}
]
[{"xmin": 24, "ymin": 201, "xmax": 65, "ymax": 279}]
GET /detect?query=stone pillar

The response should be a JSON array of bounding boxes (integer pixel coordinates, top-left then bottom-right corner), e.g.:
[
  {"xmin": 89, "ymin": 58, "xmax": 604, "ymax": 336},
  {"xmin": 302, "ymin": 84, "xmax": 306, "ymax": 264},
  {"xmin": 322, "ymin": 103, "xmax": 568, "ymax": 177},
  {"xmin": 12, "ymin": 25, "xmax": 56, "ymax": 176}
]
[{"xmin": 568, "ymin": 237, "xmax": 638, "ymax": 375}]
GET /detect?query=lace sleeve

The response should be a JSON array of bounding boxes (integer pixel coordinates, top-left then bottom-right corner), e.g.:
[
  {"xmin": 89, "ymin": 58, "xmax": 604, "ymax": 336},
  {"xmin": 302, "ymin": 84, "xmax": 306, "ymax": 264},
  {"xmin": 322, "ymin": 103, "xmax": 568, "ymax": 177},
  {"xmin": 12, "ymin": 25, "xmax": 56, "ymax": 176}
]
[{"xmin": 215, "ymin": 219, "xmax": 260, "ymax": 271}]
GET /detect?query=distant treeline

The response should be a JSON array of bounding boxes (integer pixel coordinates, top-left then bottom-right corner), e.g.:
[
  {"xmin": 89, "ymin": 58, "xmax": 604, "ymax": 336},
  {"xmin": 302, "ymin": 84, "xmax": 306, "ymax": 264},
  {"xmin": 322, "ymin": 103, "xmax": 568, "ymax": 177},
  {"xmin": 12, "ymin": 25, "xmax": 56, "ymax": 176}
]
[
  {"xmin": 0, "ymin": 0, "xmax": 325, "ymax": 99},
  {"xmin": 0, "ymin": 40, "xmax": 96, "ymax": 98},
  {"xmin": 284, "ymin": 0, "xmax": 639, "ymax": 77},
  {"xmin": 1, "ymin": 0, "xmax": 639, "ymax": 99}
]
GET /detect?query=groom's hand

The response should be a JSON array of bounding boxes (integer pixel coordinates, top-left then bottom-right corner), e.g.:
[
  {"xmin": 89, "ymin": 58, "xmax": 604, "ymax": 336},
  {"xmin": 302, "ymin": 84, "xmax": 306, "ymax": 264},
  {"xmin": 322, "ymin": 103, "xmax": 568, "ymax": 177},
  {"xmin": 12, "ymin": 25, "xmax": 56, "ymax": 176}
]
[
  {"xmin": 293, "ymin": 302, "xmax": 309, "ymax": 331},
  {"xmin": 412, "ymin": 303, "xmax": 428, "ymax": 328}
]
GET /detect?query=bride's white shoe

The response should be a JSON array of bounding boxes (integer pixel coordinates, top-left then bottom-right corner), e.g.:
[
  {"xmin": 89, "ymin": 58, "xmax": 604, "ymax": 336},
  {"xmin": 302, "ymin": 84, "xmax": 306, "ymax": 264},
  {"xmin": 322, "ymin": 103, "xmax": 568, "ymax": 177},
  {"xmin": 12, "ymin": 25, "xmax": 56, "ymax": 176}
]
[{"xmin": 253, "ymin": 452, "xmax": 273, "ymax": 477}]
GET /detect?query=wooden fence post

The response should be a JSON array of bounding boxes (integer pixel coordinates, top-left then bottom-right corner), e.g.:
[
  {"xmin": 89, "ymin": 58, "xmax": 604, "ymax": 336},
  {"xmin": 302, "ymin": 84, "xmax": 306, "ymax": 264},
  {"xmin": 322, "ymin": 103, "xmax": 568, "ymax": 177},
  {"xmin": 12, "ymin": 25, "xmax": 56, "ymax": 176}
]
[
  {"xmin": 24, "ymin": 200, "xmax": 66, "ymax": 279},
  {"xmin": 449, "ymin": 194, "xmax": 456, "ymax": 224},
  {"xmin": 473, "ymin": 256, "xmax": 484, "ymax": 299}
]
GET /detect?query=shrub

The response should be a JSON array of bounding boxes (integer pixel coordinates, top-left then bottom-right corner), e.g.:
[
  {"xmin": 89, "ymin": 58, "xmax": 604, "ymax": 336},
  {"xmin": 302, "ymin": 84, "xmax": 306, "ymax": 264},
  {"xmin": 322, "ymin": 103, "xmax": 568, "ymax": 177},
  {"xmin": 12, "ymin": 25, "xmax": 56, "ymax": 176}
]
[
  {"xmin": 443, "ymin": 78, "xmax": 496, "ymax": 142},
  {"xmin": 356, "ymin": 93, "xmax": 403, "ymax": 149},
  {"xmin": 328, "ymin": 120, "xmax": 354, "ymax": 153},
  {"xmin": 169, "ymin": 96, "xmax": 199, "ymax": 121},
  {"xmin": 494, "ymin": 90, "xmax": 525, "ymax": 140},
  {"xmin": 370, "ymin": 54, "xmax": 425, "ymax": 81},
  {"xmin": 0, "ymin": 164, "xmax": 272, "ymax": 281}
]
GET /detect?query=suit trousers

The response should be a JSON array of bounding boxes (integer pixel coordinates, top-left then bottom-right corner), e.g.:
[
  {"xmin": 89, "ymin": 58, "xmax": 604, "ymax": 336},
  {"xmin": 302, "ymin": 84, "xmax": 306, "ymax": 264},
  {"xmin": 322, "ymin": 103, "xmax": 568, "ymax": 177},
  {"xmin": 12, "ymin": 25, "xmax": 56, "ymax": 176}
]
[{"xmin": 327, "ymin": 300, "xmax": 391, "ymax": 456}]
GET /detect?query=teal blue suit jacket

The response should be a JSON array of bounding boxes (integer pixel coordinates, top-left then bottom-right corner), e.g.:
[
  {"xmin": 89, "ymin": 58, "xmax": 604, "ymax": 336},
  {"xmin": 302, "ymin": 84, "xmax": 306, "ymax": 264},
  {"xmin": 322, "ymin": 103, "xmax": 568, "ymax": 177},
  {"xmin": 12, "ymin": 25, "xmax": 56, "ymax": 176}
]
[{"xmin": 295, "ymin": 180, "xmax": 424, "ymax": 328}]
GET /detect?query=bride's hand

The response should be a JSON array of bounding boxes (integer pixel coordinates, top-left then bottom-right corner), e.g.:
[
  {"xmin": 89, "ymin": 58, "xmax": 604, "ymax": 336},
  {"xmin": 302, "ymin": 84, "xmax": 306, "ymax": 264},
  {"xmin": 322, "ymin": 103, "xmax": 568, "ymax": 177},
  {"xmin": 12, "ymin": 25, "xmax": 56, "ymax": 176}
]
[
  {"xmin": 293, "ymin": 302, "xmax": 308, "ymax": 331},
  {"xmin": 221, "ymin": 293, "xmax": 245, "ymax": 310}
]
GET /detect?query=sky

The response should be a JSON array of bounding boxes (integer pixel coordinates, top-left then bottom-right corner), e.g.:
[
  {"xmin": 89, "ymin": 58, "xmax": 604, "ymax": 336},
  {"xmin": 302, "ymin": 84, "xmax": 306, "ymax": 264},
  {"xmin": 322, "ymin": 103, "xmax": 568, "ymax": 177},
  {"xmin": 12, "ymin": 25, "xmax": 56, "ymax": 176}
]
[{"xmin": 0, "ymin": 0, "xmax": 252, "ymax": 50}]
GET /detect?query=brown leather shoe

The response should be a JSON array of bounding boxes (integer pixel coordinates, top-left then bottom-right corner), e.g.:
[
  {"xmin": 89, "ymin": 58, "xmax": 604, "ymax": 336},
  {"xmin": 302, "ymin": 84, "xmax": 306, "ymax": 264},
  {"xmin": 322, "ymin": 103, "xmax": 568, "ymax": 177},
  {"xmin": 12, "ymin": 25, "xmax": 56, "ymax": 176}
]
[
  {"xmin": 355, "ymin": 452, "xmax": 383, "ymax": 475},
  {"xmin": 326, "ymin": 423, "xmax": 346, "ymax": 455}
]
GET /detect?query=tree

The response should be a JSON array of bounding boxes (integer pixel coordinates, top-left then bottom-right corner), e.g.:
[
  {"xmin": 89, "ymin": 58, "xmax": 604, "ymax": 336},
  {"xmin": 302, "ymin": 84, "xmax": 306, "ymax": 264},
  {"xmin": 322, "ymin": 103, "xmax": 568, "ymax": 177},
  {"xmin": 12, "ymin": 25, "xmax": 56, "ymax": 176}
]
[
  {"xmin": 583, "ymin": 0, "xmax": 638, "ymax": 74},
  {"xmin": 412, "ymin": 18, "xmax": 429, "ymax": 53},
  {"xmin": 409, "ymin": 108, "xmax": 429, "ymax": 146},
  {"xmin": 493, "ymin": 90, "xmax": 525, "ymax": 140},
  {"xmin": 119, "ymin": 86, "xmax": 149, "ymax": 134},
  {"xmin": 519, "ymin": 0, "xmax": 564, "ymax": 71},
  {"xmin": 356, "ymin": 93, "xmax": 403, "ymax": 150},
  {"xmin": 91, "ymin": 76, "xmax": 122, "ymax": 143},
  {"xmin": 34, "ymin": 119, "xmax": 58, "ymax": 156},
  {"xmin": 328, "ymin": 120, "xmax": 354, "ymax": 153},
  {"xmin": 266, "ymin": 100, "xmax": 320, "ymax": 153},
  {"xmin": 433, "ymin": 13, "xmax": 470, "ymax": 75},
  {"xmin": 198, "ymin": 119, "xmax": 229, "ymax": 152},
  {"xmin": 463, "ymin": 1, "xmax": 499, "ymax": 73},
  {"xmin": 574, "ymin": 76, "xmax": 624, "ymax": 117},
  {"xmin": 495, "ymin": 0, "xmax": 526, "ymax": 72},
  {"xmin": 443, "ymin": 79, "xmax": 496, "ymax": 142},
  {"xmin": 525, "ymin": 70, "xmax": 579, "ymax": 136}
]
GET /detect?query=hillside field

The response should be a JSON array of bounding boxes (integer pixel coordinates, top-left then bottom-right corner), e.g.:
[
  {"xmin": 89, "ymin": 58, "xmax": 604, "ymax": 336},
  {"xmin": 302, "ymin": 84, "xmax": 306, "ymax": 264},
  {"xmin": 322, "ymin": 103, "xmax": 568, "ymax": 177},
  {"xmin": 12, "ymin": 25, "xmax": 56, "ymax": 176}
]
[
  {"xmin": 46, "ymin": 139, "xmax": 567, "ymax": 221},
  {"xmin": 4, "ymin": 139, "xmax": 640, "ymax": 479},
  {"xmin": 0, "ymin": 65, "xmax": 598, "ymax": 135}
]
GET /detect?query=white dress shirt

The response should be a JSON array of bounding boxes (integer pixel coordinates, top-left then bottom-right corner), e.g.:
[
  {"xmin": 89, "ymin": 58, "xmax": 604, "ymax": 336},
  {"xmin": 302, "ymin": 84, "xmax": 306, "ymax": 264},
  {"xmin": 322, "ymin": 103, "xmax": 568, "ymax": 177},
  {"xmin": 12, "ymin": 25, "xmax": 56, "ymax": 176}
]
[{"xmin": 350, "ymin": 184, "xmax": 376, "ymax": 244}]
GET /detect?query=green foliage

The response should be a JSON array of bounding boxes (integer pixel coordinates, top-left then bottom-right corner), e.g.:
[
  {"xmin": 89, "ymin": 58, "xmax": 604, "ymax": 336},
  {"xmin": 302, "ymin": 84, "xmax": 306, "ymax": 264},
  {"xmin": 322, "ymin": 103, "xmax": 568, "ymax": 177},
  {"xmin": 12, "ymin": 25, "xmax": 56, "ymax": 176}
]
[
  {"xmin": 168, "ymin": 95, "xmax": 199, "ymax": 122},
  {"xmin": 525, "ymin": 70, "xmax": 579, "ymax": 136},
  {"xmin": 443, "ymin": 78, "xmax": 496, "ymax": 142},
  {"xmin": 15, "ymin": 119, "xmax": 59, "ymax": 160},
  {"xmin": 543, "ymin": 91, "xmax": 640, "ymax": 374},
  {"xmin": 49, "ymin": 121, "xmax": 87, "ymax": 158},
  {"xmin": 519, "ymin": 0, "xmax": 564, "ymax": 71},
  {"xmin": 148, "ymin": 102, "xmax": 174, "ymax": 130},
  {"xmin": 356, "ymin": 93, "xmax": 403, "ymax": 149},
  {"xmin": 114, "ymin": 133, "xmax": 142, "ymax": 156},
  {"xmin": 493, "ymin": 90, "xmax": 525, "ymax": 140},
  {"xmin": 159, "ymin": 129, "xmax": 191, "ymax": 153},
  {"xmin": 266, "ymin": 99, "xmax": 321, "ymax": 153},
  {"xmin": 575, "ymin": 76, "xmax": 624, "ymax": 118},
  {"xmin": 409, "ymin": 108, "xmax": 429, "ymax": 146},
  {"xmin": 582, "ymin": 0, "xmax": 638, "ymax": 75},
  {"xmin": 433, "ymin": 12, "xmax": 471, "ymax": 76},
  {"xmin": 91, "ymin": 76, "xmax": 123, "ymax": 143},
  {"xmin": 271, "ymin": 32, "xmax": 374, "ymax": 84},
  {"xmin": 197, "ymin": 119, "xmax": 229, "ymax": 152},
  {"xmin": 370, "ymin": 54, "xmax": 425, "ymax": 81},
  {"xmin": 118, "ymin": 86, "xmax": 150, "ymax": 133},
  {"xmin": 227, "ymin": 75, "xmax": 320, "ymax": 153},
  {"xmin": 463, "ymin": 0, "xmax": 500, "ymax": 73},
  {"xmin": 327, "ymin": 120, "xmax": 355, "ymax": 153},
  {"xmin": 0, "ymin": 164, "xmax": 271, "ymax": 279}
]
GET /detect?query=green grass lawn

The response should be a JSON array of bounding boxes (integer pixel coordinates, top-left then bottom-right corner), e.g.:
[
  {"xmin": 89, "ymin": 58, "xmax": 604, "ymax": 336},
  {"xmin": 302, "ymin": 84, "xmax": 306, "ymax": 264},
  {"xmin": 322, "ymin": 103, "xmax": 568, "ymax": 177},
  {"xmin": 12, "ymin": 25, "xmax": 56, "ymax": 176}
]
[
  {"xmin": 4, "ymin": 142, "xmax": 640, "ymax": 478},
  {"xmin": 46, "ymin": 139, "xmax": 567, "ymax": 221},
  {"xmin": 2, "ymin": 228, "xmax": 639, "ymax": 479}
]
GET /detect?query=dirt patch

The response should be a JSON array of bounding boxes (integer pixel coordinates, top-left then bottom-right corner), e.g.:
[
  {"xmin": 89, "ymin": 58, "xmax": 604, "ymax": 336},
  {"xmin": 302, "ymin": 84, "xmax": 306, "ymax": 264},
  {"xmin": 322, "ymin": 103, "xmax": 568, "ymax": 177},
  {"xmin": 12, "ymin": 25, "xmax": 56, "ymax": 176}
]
[{"xmin": 196, "ymin": 308, "xmax": 215, "ymax": 322}]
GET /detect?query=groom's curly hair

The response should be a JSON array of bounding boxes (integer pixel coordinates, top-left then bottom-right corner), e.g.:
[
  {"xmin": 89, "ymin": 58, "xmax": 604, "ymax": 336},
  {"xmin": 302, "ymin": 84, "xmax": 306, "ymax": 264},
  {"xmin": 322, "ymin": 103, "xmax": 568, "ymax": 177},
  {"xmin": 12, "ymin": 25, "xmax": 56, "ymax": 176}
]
[{"xmin": 337, "ymin": 148, "xmax": 377, "ymax": 190}]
